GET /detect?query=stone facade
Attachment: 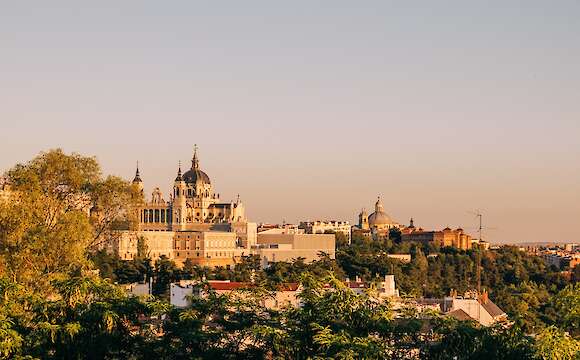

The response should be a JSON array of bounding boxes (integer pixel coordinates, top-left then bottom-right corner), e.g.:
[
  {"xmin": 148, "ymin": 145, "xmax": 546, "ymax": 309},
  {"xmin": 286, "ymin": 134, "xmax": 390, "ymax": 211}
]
[
  {"xmin": 135, "ymin": 146, "xmax": 246, "ymax": 232},
  {"xmin": 401, "ymin": 224, "xmax": 473, "ymax": 250},
  {"xmin": 299, "ymin": 220, "xmax": 351, "ymax": 241}
]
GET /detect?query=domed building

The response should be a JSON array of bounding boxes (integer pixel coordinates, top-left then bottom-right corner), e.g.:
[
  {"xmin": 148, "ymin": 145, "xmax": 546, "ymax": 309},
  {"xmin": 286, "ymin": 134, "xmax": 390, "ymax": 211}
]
[
  {"xmin": 356, "ymin": 197, "xmax": 400, "ymax": 239},
  {"xmin": 134, "ymin": 145, "xmax": 247, "ymax": 232},
  {"xmin": 368, "ymin": 197, "xmax": 396, "ymax": 229}
]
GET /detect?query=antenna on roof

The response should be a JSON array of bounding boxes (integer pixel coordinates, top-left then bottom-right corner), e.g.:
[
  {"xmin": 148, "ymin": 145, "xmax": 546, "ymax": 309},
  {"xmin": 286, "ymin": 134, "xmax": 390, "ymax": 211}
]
[{"xmin": 468, "ymin": 210, "xmax": 484, "ymax": 296}]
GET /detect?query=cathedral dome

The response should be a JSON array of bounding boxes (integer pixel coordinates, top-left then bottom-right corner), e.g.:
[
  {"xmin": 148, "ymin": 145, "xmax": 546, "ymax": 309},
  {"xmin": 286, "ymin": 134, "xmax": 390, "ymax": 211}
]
[
  {"xmin": 182, "ymin": 145, "xmax": 211, "ymax": 184},
  {"xmin": 368, "ymin": 197, "xmax": 395, "ymax": 227},
  {"xmin": 183, "ymin": 168, "xmax": 211, "ymax": 184},
  {"xmin": 368, "ymin": 212, "xmax": 394, "ymax": 226}
]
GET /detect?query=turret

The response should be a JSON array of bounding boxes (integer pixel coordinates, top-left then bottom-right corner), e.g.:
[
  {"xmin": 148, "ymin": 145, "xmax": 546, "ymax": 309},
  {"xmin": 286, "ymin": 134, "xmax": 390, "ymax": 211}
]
[
  {"xmin": 359, "ymin": 208, "xmax": 369, "ymax": 230},
  {"xmin": 132, "ymin": 162, "xmax": 144, "ymax": 194},
  {"xmin": 172, "ymin": 162, "xmax": 187, "ymax": 230}
]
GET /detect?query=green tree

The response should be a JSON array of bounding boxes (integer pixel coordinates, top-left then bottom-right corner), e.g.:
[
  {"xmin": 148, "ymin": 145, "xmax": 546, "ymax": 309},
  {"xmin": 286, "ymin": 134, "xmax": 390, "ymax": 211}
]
[{"xmin": 534, "ymin": 326, "xmax": 580, "ymax": 360}]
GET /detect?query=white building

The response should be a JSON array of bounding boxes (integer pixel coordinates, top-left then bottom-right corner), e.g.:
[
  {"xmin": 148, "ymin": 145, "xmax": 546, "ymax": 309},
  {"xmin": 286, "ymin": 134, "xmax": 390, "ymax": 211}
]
[{"xmin": 299, "ymin": 221, "xmax": 351, "ymax": 241}]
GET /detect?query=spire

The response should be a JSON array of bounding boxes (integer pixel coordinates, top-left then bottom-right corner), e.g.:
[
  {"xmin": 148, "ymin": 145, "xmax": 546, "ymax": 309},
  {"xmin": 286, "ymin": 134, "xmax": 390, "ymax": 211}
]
[
  {"xmin": 132, "ymin": 161, "xmax": 142, "ymax": 183},
  {"xmin": 375, "ymin": 196, "xmax": 384, "ymax": 213},
  {"xmin": 192, "ymin": 144, "xmax": 199, "ymax": 170},
  {"xmin": 175, "ymin": 161, "xmax": 183, "ymax": 182},
  {"xmin": 409, "ymin": 218, "xmax": 415, "ymax": 228}
]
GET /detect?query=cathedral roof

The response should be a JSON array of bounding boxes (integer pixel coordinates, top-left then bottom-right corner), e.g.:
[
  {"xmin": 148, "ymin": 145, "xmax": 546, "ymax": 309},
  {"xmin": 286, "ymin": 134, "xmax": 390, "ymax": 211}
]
[
  {"xmin": 368, "ymin": 211, "xmax": 395, "ymax": 226},
  {"xmin": 368, "ymin": 197, "xmax": 395, "ymax": 226},
  {"xmin": 183, "ymin": 145, "xmax": 211, "ymax": 184},
  {"xmin": 183, "ymin": 168, "xmax": 211, "ymax": 184}
]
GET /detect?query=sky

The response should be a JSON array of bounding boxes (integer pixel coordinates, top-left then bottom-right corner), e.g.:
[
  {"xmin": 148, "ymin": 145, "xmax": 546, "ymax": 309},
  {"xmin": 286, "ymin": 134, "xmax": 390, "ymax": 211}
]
[{"xmin": 1, "ymin": 1, "xmax": 579, "ymax": 243}]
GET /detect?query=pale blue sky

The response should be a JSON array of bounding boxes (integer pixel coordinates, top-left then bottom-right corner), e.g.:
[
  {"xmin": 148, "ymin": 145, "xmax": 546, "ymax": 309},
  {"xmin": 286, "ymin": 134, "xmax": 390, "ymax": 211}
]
[{"xmin": 1, "ymin": 1, "xmax": 579, "ymax": 243}]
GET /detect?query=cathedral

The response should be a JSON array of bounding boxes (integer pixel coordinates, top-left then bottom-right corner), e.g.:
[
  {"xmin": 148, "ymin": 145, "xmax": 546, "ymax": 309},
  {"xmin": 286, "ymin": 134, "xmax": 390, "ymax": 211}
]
[
  {"xmin": 133, "ymin": 146, "xmax": 246, "ymax": 232},
  {"xmin": 354, "ymin": 197, "xmax": 400, "ymax": 239},
  {"xmin": 116, "ymin": 146, "xmax": 257, "ymax": 266}
]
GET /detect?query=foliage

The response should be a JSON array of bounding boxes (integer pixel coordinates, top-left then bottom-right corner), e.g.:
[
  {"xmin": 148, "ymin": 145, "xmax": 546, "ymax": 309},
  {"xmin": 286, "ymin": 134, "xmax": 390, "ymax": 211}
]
[{"xmin": 0, "ymin": 149, "xmax": 142, "ymax": 292}]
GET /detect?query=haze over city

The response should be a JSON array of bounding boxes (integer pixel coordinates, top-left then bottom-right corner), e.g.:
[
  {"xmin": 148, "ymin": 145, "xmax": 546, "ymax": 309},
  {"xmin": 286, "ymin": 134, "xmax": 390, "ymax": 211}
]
[{"xmin": 1, "ymin": 1, "xmax": 579, "ymax": 243}]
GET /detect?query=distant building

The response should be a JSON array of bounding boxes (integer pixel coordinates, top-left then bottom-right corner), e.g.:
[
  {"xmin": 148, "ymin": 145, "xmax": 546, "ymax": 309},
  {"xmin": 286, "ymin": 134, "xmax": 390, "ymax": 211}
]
[
  {"xmin": 257, "ymin": 223, "xmax": 304, "ymax": 235},
  {"xmin": 299, "ymin": 221, "xmax": 351, "ymax": 241},
  {"xmin": 400, "ymin": 220, "xmax": 474, "ymax": 250},
  {"xmin": 386, "ymin": 254, "xmax": 412, "ymax": 263},
  {"xmin": 345, "ymin": 275, "xmax": 399, "ymax": 298},
  {"xmin": 565, "ymin": 243, "xmax": 578, "ymax": 252},
  {"xmin": 544, "ymin": 253, "xmax": 580, "ymax": 270},
  {"xmin": 122, "ymin": 281, "xmax": 152, "ymax": 297},
  {"xmin": 353, "ymin": 197, "xmax": 400, "ymax": 239},
  {"xmin": 442, "ymin": 290, "xmax": 508, "ymax": 326},
  {"xmin": 0, "ymin": 177, "xmax": 12, "ymax": 202},
  {"xmin": 254, "ymin": 233, "xmax": 335, "ymax": 265},
  {"xmin": 170, "ymin": 280, "xmax": 301, "ymax": 309},
  {"xmin": 170, "ymin": 276, "xmax": 398, "ymax": 309}
]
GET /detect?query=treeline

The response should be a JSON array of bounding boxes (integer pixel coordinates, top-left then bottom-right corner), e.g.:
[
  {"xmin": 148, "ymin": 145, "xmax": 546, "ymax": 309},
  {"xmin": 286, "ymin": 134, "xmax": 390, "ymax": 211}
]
[
  {"xmin": 94, "ymin": 234, "xmax": 578, "ymax": 336},
  {"xmin": 2, "ymin": 272, "xmax": 579, "ymax": 359}
]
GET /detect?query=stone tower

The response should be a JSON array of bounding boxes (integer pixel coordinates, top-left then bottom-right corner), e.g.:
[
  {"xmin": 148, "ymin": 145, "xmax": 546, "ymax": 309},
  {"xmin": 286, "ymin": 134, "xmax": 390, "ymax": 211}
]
[
  {"xmin": 132, "ymin": 162, "xmax": 144, "ymax": 194},
  {"xmin": 172, "ymin": 163, "xmax": 187, "ymax": 231},
  {"xmin": 359, "ymin": 208, "xmax": 369, "ymax": 230}
]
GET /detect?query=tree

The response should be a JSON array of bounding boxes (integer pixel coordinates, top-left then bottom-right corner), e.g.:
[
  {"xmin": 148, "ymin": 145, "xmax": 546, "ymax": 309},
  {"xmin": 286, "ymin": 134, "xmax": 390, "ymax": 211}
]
[
  {"xmin": 0, "ymin": 149, "xmax": 141, "ymax": 292},
  {"xmin": 389, "ymin": 227, "xmax": 402, "ymax": 244},
  {"xmin": 546, "ymin": 283, "xmax": 580, "ymax": 337},
  {"xmin": 533, "ymin": 326, "xmax": 580, "ymax": 360},
  {"xmin": 153, "ymin": 256, "xmax": 181, "ymax": 298},
  {"xmin": 89, "ymin": 175, "xmax": 143, "ymax": 250}
]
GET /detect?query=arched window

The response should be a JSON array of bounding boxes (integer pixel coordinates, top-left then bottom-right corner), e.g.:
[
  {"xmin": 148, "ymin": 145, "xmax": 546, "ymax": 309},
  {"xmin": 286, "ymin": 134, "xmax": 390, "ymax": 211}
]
[
  {"xmin": 148, "ymin": 210, "xmax": 154, "ymax": 223},
  {"xmin": 154, "ymin": 209, "xmax": 160, "ymax": 223}
]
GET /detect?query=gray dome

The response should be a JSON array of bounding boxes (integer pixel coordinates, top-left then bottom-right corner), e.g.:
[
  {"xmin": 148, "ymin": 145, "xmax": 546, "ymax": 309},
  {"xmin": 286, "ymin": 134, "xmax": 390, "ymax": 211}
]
[
  {"xmin": 182, "ymin": 168, "xmax": 211, "ymax": 184},
  {"xmin": 368, "ymin": 211, "xmax": 394, "ymax": 226},
  {"xmin": 368, "ymin": 196, "xmax": 394, "ymax": 226},
  {"xmin": 182, "ymin": 145, "xmax": 211, "ymax": 184}
]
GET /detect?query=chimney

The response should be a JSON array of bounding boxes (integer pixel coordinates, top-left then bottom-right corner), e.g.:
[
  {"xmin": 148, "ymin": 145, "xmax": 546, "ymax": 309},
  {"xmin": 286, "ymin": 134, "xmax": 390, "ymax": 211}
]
[{"xmin": 481, "ymin": 290, "xmax": 489, "ymax": 304}]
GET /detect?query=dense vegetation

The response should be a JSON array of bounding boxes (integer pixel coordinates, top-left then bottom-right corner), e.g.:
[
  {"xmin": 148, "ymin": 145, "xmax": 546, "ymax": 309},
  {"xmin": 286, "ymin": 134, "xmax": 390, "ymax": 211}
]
[{"xmin": 1, "ymin": 150, "xmax": 579, "ymax": 359}]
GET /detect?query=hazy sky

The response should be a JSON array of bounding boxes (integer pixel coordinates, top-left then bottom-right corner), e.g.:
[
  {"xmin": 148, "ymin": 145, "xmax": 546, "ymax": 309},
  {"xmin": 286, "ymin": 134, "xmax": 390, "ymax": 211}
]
[{"xmin": 1, "ymin": 1, "xmax": 579, "ymax": 243}]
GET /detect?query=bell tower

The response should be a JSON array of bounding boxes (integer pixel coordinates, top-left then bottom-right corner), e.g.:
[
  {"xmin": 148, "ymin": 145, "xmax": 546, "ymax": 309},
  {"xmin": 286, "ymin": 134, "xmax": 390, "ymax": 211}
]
[
  {"xmin": 359, "ymin": 208, "xmax": 369, "ymax": 230},
  {"xmin": 132, "ymin": 162, "xmax": 144, "ymax": 195},
  {"xmin": 172, "ymin": 162, "xmax": 187, "ymax": 230}
]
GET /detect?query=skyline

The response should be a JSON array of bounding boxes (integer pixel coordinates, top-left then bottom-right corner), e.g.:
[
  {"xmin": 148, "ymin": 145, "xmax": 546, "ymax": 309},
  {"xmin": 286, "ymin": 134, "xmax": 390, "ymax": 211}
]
[{"xmin": 2, "ymin": 1, "xmax": 579, "ymax": 243}]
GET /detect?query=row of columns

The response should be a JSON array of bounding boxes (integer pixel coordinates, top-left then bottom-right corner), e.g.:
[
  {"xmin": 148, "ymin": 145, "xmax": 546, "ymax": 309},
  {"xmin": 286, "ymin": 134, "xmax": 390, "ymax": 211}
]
[{"xmin": 141, "ymin": 209, "xmax": 172, "ymax": 224}]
